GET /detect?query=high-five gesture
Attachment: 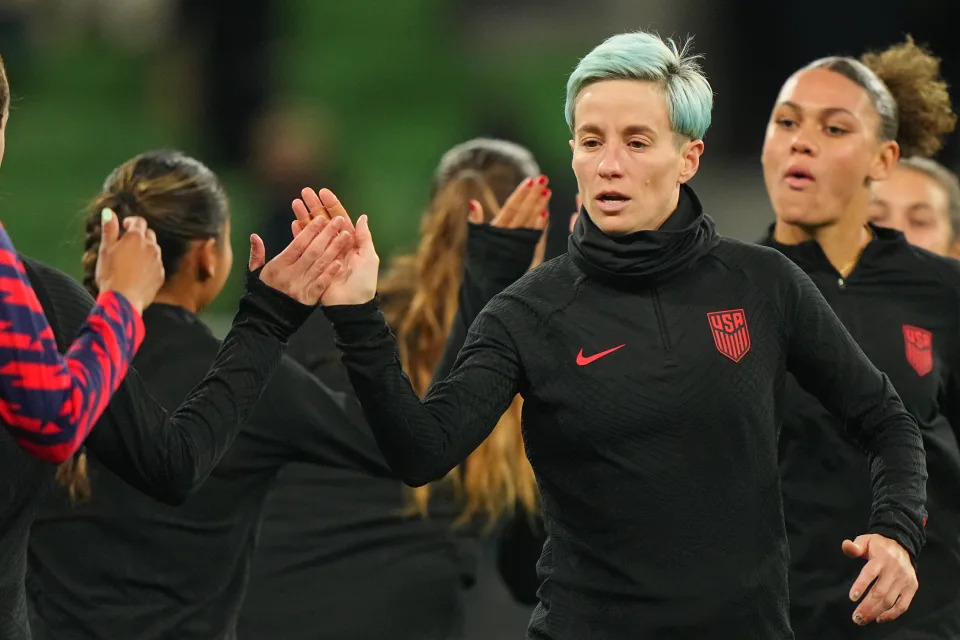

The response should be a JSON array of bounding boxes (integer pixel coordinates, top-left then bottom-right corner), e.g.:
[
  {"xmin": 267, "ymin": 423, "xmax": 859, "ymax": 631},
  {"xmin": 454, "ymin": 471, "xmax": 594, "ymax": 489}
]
[
  {"xmin": 249, "ymin": 214, "xmax": 353, "ymax": 306},
  {"xmin": 291, "ymin": 187, "xmax": 351, "ymax": 233},
  {"xmin": 290, "ymin": 189, "xmax": 378, "ymax": 307},
  {"xmin": 842, "ymin": 533, "xmax": 918, "ymax": 625}
]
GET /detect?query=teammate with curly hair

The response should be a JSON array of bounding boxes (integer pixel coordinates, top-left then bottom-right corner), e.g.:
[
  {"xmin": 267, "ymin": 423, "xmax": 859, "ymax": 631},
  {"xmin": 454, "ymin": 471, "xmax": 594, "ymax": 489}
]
[{"xmin": 761, "ymin": 36, "xmax": 960, "ymax": 637}]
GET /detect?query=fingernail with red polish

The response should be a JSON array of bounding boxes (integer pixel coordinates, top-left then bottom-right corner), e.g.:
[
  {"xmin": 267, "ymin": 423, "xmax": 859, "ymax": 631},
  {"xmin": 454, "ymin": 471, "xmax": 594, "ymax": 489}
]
[
  {"xmin": 526, "ymin": 178, "xmax": 534, "ymax": 187},
  {"xmin": 542, "ymin": 189, "xmax": 550, "ymax": 196},
  {"xmin": 537, "ymin": 175, "xmax": 547, "ymax": 185},
  {"xmin": 541, "ymin": 210, "xmax": 548, "ymax": 218}
]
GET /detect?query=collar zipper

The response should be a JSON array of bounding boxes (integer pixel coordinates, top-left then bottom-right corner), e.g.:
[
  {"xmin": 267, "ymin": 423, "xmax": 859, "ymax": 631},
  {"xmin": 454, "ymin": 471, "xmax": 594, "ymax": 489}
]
[{"xmin": 651, "ymin": 287, "xmax": 673, "ymax": 352}]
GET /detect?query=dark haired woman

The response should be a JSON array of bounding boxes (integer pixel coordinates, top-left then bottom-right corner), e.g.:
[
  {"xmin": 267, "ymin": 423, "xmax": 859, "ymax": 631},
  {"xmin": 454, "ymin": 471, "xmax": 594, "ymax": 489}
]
[
  {"xmin": 1, "ymin": 56, "xmax": 346, "ymax": 640},
  {"xmin": 762, "ymin": 37, "xmax": 960, "ymax": 637}
]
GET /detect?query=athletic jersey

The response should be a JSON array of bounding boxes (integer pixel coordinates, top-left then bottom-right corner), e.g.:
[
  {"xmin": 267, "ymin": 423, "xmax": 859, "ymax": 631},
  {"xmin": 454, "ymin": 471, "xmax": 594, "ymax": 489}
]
[
  {"xmin": 322, "ymin": 185, "xmax": 928, "ymax": 640},
  {"xmin": 767, "ymin": 226, "xmax": 960, "ymax": 639},
  {"xmin": 28, "ymin": 303, "xmax": 386, "ymax": 639},
  {"xmin": 0, "ymin": 223, "xmax": 142, "ymax": 462}
]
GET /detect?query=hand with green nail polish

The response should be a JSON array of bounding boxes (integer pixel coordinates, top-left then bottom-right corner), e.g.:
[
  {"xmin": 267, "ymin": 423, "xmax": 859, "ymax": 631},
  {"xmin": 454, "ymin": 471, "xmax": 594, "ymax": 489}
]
[
  {"xmin": 842, "ymin": 533, "xmax": 918, "ymax": 626},
  {"xmin": 94, "ymin": 208, "xmax": 165, "ymax": 315}
]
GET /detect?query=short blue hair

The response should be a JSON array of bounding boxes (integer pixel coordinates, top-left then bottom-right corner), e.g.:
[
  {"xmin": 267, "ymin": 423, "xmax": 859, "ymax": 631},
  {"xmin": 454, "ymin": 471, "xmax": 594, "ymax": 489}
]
[{"xmin": 565, "ymin": 32, "xmax": 714, "ymax": 140}]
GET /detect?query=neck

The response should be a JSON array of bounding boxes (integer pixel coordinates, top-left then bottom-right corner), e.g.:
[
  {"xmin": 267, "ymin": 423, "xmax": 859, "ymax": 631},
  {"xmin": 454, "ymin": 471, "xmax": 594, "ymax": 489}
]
[
  {"xmin": 151, "ymin": 284, "xmax": 200, "ymax": 314},
  {"xmin": 773, "ymin": 200, "xmax": 873, "ymax": 277},
  {"xmin": 569, "ymin": 182, "xmax": 717, "ymax": 284}
]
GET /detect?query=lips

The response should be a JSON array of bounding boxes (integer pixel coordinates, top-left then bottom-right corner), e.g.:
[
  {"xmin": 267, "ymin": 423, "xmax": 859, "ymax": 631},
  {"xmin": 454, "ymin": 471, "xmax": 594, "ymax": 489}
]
[
  {"xmin": 784, "ymin": 165, "xmax": 815, "ymax": 190},
  {"xmin": 595, "ymin": 191, "xmax": 631, "ymax": 213}
]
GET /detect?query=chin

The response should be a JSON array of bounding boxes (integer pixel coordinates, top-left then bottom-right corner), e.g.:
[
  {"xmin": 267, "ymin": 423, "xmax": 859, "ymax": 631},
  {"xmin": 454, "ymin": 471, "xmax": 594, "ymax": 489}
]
[
  {"xmin": 772, "ymin": 194, "xmax": 828, "ymax": 228},
  {"xmin": 591, "ymin": 214, "xmax": 635, "ymax": 236}
]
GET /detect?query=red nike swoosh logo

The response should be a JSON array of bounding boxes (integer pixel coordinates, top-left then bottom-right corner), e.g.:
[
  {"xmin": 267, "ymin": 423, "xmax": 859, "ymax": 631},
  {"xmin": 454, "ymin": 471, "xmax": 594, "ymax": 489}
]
[{"xmin": 576, "ymin": 344, "xmax": 626, "ymax": 366}]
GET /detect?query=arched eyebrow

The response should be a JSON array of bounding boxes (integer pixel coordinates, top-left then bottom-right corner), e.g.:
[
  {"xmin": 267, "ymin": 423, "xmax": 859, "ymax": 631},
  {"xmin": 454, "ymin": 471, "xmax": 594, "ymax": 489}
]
[
  {"xmin": 777, "ymin": 101, "xmax": 858, "ymax": 121},
  {"xmin": 576, "ymin": 123, "xmax": 658, "ymax": 140}
]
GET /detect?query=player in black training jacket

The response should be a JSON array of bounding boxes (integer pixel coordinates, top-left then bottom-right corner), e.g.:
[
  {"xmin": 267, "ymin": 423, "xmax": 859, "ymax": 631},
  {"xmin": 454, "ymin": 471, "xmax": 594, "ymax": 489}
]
[
  {"xmin": 0, "ymin": 72, "xmax": 348, "ymax": 640},
  {"xmin": 298, "ymin": 32, "xmax": 928, "ymax": 639},
  {"xmin": 761, "ymin": 39, "xmax": 960, "ymax": 638},
  {"xmin": 24, "ymin": 150, "xmax": 377, "ymax": 640}
]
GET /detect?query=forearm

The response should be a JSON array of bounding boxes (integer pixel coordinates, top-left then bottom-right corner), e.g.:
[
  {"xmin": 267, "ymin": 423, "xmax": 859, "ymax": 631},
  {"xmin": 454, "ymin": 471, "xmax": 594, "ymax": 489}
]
[
  {"xmin": 324, "ymin": 298, "xmax": 518, "ymax": 486},
  {"xmin": 0, "ymin": 228, "xmax": 143, "ymax": 462},
  {"xmin": 87, "ymin": 272, "xmax": 313, "ymax": 503},
  {"xmin": 858, "ymin": 403, "xmax": 928, "ymax": 560}
]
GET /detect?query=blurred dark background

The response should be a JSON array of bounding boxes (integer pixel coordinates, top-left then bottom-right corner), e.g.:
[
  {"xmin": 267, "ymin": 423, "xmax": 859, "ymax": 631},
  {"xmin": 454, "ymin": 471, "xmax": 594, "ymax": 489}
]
[{"xmin": 0, "ymin": 0, "xmax": 956, "ymax": 635}]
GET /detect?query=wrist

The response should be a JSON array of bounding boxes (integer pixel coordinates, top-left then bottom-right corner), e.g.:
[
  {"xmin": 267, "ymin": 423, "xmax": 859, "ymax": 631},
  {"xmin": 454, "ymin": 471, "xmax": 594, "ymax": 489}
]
[
  {"xmin": 106, "ymin": 288, "xmax": 144, "ymax": 316},
  {"xmin": 323, "ymin": 292, "xmax": 376, "ymax": 307}
]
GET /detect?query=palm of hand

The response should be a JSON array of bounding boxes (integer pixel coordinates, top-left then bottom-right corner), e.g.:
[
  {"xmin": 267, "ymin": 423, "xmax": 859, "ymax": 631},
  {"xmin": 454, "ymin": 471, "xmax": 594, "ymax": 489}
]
[
  {"xmin": 289, "ymin": 187, "xmax": 379, "ymax": 307},
  {"xmin": 320, "ymin": 231, "xmax": 377, "ymax": 306}
]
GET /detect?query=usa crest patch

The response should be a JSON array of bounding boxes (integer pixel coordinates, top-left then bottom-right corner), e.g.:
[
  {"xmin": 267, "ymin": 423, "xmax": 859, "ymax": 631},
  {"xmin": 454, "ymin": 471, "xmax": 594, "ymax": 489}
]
[
  {"xmin": 903, "ymin": 325, "xmax": 933, "ymax": 377},
  {"xmin": 707, "ymin": 309, "xmax": 751, "ymax": 363}
]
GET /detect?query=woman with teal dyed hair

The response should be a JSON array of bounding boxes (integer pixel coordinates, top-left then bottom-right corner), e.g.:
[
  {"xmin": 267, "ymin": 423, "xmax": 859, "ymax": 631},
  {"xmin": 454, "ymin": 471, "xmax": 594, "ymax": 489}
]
[{"xmin": 293, "ymin": 30, "xmax": 927, "ymax": 638}]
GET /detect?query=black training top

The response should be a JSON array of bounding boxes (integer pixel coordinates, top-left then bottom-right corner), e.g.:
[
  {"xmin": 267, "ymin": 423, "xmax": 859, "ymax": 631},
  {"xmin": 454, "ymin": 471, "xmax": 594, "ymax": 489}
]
[
  {"xmin": 0, "ymin": 259, "xmax": 308, "ymax": 640},
  {"xmin": 322, "ymin": 185, "xmax": 928, "ymax": 640},
  {"xmin": 26, "ymin": 297, "xmax": 393, "ymax": 639},
  {"xmin": 237, "ymin": 223, "xmax": 542, "ymax": 640},
  {"xmin": 766, "ymin": 225, "xmax": 960, "ymax": 639}
]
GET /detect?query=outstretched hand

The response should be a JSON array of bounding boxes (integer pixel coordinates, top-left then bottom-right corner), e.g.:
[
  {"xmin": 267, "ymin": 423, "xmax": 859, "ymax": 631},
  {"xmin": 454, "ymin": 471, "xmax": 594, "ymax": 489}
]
[
  {"xmin": 248, "ymin": 214, "xmax": 353, "ymax": 306},
  {"xmin": 290, "ymin": 188, "xmax": 379, "ymax": 306},
  {"xmin": 290, "ymin": 187, "xmax": 351, "ymax": 235},
  {"xmin": 842, "ymin": 534, "xmax": 918, "ymax": 625}
]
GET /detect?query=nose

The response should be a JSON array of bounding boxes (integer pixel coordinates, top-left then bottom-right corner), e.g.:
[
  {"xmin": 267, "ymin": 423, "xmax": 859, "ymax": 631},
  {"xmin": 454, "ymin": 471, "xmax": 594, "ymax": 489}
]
[
  {"xmin": 790, "ymin": 126, "xmax": 817, "ymax": 156},
  {"xmin": 597, "ymin": 145, "xmax": 624, "ymax": 179}
]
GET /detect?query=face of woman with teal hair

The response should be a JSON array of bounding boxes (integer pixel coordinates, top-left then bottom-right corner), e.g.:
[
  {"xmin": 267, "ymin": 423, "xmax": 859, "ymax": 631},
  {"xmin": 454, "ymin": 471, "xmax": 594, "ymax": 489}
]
[{"xmin": 564, "ymin": 32, "xmax": 713, "ymax": 235}]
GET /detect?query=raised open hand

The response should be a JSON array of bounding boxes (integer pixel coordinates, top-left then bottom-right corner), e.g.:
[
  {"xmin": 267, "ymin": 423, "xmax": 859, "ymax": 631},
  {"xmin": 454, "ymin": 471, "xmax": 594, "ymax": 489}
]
[
  {"xmin": 289, "ymin": 188, "xmax": 378, "ymax": 306},
  {"xmin": 248, "ymin": 214, "xmax": 354, "ymax": 306},
  {"xmin": 468, "ymin": 175, "xmax": 551, "ymax": 231}
]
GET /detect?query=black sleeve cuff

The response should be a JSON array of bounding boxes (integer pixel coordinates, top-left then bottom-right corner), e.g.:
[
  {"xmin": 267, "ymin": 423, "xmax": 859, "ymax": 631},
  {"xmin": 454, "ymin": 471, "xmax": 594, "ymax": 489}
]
[
  {"xmin": 466, "ymin": 223, "xmax": 542, "ymax": 280},
  {"xmin": 321, "ymin": 297, "xmax": 388, "ymax": 345},
  {"xmin": 236, "ymin": 269, "xmax": 316, "ymax": 340}
]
